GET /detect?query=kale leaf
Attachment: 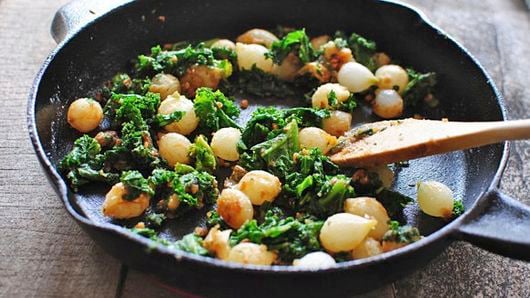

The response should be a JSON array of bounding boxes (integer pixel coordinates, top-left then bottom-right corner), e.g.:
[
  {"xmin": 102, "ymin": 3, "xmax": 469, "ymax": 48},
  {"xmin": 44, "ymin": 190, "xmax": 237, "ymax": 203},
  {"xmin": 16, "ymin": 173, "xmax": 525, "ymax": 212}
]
[
  {"xmin": 189, "ymin": 135, "xmax": 217, "ymax": 173},
  {"xmin": 120, "ymin": 170, "xmax": 154, "ymax": 200},
  {"xmin": 335, "ymin": 31, "xmax": 378, "ymax": 71},
  {"xmin": 154, "ymin": 111, "xmax": 185, "ymax": 127},
  {"xmin": 193, "ymin": 88, "xmax": 241, "ymax": 135},
  {"xmin": 383, "ymin": 221, "xmax": 421, "ymax": 244},
  {"xmin": 131, "ymin": 228, "xmax": 208, "ymax": 256},
  {"xmin": 228, "ymin": 65, "xmax": 297, "ymax": 98},
  {"xmin": 104, "ymin": 92, "xmax": 160, "ymax": 127},
  {"xmin": 60, "ymin": 135, "xmax": 119, "ymax": 191},
  {"xmin": 239, "ymin": 120, "xmax": 299, "ymax": 178},
  {"xmin": 347, "ymin": 33, "xmax": 378, "ymax": 71},
  {"xmin": 149, "ymin": 168, "xmax": 219, "ymax": 209},
  {"xmin": 230, "ymin": 210, "xmax": 324, "ymax": 262},
  {"xmin": 452, "ymin": 199, "xmax": 465, "ymax": 217},
  {"xmin": 266, "ymin": 29, "xmax": 317, "ymax": 64},
  {"xmin": 327, "ymin": 90, "xmax": 358, "ymax": 113},
  {"xmin": 402, "ymin": 68, "xmax": 437, "ymax": 107},
  {"xmin": 174, "ymin": 233, "xmax": 209, "ymax": 256},
  {"xmin": 284, "ymin": 149, "xmax": 354, "ymax": 218},
  {"xmin": 136, "ymin": 43, "xmax": 223, "ymax": 77},
  {"xmin": 240, "ymin": 107, "xmax": 329, "ymax": 147}
]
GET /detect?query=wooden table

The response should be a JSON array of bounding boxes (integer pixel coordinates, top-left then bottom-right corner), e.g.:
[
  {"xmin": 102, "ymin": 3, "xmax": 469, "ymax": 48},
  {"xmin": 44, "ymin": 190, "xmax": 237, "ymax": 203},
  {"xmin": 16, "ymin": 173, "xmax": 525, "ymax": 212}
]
[{"xmin": 0, "ymin": 0, "xmax": 528, "ymax": 296}]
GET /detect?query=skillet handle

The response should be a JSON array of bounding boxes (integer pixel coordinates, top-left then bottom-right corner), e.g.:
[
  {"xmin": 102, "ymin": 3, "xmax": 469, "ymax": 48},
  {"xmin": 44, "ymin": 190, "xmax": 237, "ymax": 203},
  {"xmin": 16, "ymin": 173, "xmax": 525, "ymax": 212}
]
[
  {"xmin": 51, "ymin": 0, "xmax": 133, "ymax": 43},
  {"xmin": 453, "ymin": 189, "xmax": 530, "ymax": 261}
]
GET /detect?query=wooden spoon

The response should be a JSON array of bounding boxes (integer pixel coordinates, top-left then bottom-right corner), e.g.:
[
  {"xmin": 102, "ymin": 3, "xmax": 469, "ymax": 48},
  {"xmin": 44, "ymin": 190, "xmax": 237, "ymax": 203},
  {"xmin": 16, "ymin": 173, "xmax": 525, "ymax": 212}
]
[{"xmin": 329, "ymin": 118, "xmax": 530, "ymax": 167}]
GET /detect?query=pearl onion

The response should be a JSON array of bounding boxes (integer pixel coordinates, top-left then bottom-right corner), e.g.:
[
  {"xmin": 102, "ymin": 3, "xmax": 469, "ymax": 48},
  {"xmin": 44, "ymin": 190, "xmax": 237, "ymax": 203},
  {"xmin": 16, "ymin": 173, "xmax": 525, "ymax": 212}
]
[
  {"xmin": 237, "ymin": 170, "xmax": 282, "ymax": 205},
  {"xmin": 319, "ymin": 213, "xmax": 377, "ymax": 253},
  {"xmin": 375, "ymin": 65, "xmax": 409, "ymax": 94},
  {"xmin": 372, "ymin": 89, "xmax": 404, "ymax": 119},
  {"xmin": 311, "ymin": 83, "xmax": 350, "ymax": 109},
  {"xmin": 337, "ymin": 62, "xmax": 378, "ymax": 93},
  {"xmin": 157, "ymin": 132, "xmax": 191, "ymax": 167},
  {"xmin": 216, "ymin": 188, "xmax": 254, "ymax": 229},
  {"xmin": 210, "ymin": 127, "xmax": 242, "ymax": 161},
  {"xmin": 344, "ymin": 197, "xmax": 390, "ymax": 240},
  {"xmin": 149, "ymin": 73, "xmax": 180, "ymax": 100},
  {"xmin": 227, "ymin": 242, "xmax": 277, "ymax": 265},
  {"xmin": 211, "ymin": 39, "xmax": 236, "ymax": 51},
  {"xmin": 322, "ymin": 110, "xmax": 352, "ymax": 137},
  {"xmin": 298, "ymin": 127, "xmax": 337, "ymax": 154},
  {"xmin": 102, "ymin": 183, "xmax": 150, "ymax": 219},
  {"xmin": 67, "ymin": 98, "xmax": 103, "ymax": 133},
  {"xmin": 351, "ymin": 237, "xmax": 383, "ymax": 259},
  {"xmin": 293, "ymin": 251, "xmax": 336, "ymax": 269},
  {"xmin": 157, "ymin": 95, "xmax": 199, "ymax": 135},
  {"xmin": 417, "ymin": 181, "xmax": 455, "ymax": 218},
  {"xmin": 235, "ymin": 42, "xmax": 274, "ymax": 72},
  {"xmin": 236, "ymin": 29, "xmax": 279, "ymax": 48}
]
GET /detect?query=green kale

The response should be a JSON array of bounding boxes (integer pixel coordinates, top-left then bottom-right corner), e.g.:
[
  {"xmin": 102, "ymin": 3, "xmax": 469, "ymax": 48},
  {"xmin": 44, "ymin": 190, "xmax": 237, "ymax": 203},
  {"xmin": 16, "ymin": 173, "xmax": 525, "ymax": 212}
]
[
  {"xmin": 402, "ymin": 68, "xmax": 437, "ymax": 107},
  {"xmin": 120, "ymin": 170, "xmax": 154, "ymax": 200},
  {"xmin": 59, "ymin": 135, "xmax": 119, "ymax": 191},
  {"xmin": 60, "ymin": 135, "xmax": 101, "ymax": 171},
  {"xmin": 279, "ymin": 149, "xmax": 353, "ymax": 217},
  {"xmin": 266, "ymin": 29, "xmax": 317, "ymax": 64},
  {"xmin": 206, "ymin": 210, "xmax": 225, "ymax": 228},
  {"xmin": 113, "ymin": 121, "xmax": 161, "ymax": 170},
  {"xmin": 193, "ymin": 88, "xmax": 240, "ymax": 135},
  {"xmin": 211, "ymin": 46, "xmax": 237, "ymax": 66},
  {"xmin": 149, "ymin": 168, "xmax": 219, "ymax": 208},
  {"xmin": 239, "ymin": 120, "xmax": 299, "ymax": 178},
  {"xmin": 131, "ymin": 227, "xmax": 159, "ymax": 239},
  {"xmin": 228, "ymin": 66, "xmax": 297, "ymax": 98},
  {"xmin": 136, "ymin": 43, "xmax": 227, "ymax": 77},
  {"xmin": 283, "ymin": 107, "xmax": 330, "ymax": 128},
  {"xmin": 230, "ymin": 211, "xmax": 324, "ymax": 262},
  {"xmin": 104, "ymin": 92, "xmax": 160, "ymax": 127},
  {"xmin": 286, "ymin": 173, "xmax": 355, "ymax": 218},
  {"xmin": 240, "ymin": 107, "xmax": 285, "ymax": 147},
  {"xmin": 153, "ymin": 111, "xmax": 185, "ymax": 127},
  {"xmin": 106, "ymin": 73, "xmax": 151, "ymax": 96},
  {"xmin": 99, "ymin": 92, "xmax": 162, "ymax": 171},
  {"xmin": 327, "ymin": 90, "xmax": 358, "ymax": 113},
  {"xmin": 336, "ymin": 31, "xmax": 378, "ymax": 71},
  {"xmin": 189, "ymin": 135, "xmax": 217, "ymax": 173},
  {"xmin": 240, "ymin": 107, "xmax": 329, "ymax": 147},
  {"xmin": 143, "ymin": 212, "xmax": 167, "ymax": 228},
  {"xmin": 376, "ymin": 189, "xmax": 414, "ymax": 222},
  {"xmin": 383, "ymin": 221, "xmax": 421, "ymax": 244},
  {"xmin": 174, "ymin": 233, "xmax": 209, "ymax": 256},
  {"xmin": 452, "ymin": 199, "xmax": 465, "ymax": 217},
  {"xmin": 108, "ymin": 73, "xmax": 132, "ymax": 94},
  {"xmin": 132, "ymin": 228, "xmax": 208, "ymax": 256}
]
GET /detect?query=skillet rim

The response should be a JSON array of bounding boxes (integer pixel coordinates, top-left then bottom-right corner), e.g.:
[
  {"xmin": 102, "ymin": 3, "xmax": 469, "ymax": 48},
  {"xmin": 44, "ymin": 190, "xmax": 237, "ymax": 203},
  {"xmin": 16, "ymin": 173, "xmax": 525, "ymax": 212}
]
[{"xmin": 27, "ymin": 0, "xmax": 509, "ymax": 274}]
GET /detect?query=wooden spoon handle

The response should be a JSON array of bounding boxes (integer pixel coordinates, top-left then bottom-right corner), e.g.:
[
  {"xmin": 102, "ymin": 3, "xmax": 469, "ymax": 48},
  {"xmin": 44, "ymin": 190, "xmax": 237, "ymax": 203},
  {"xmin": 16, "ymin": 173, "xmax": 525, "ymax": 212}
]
[
  {"xmin": 331, "ymin": 119, "xmax": 530, "ymax": 167},
  {"xmin": 471, "ymin": 119, "xmax": 530, "ymax": 141},
  {"xmin": 438, "ymin": 119, "xmax": 530, "ymax": 152}
]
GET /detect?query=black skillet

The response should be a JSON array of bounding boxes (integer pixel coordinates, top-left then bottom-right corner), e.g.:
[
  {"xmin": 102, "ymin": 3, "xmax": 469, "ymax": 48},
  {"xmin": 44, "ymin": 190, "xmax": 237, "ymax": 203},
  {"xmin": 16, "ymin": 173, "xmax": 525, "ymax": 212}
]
[{"xmin": 28, "ymin": 0, "xmax": 530, "ymax": 297}]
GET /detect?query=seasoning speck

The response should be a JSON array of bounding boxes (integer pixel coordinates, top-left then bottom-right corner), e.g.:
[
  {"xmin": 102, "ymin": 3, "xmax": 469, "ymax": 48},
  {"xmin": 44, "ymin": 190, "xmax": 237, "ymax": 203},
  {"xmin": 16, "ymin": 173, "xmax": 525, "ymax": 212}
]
[{"xmin": 240, "ymin": 99, "xmax": 249, "ymax": 109}]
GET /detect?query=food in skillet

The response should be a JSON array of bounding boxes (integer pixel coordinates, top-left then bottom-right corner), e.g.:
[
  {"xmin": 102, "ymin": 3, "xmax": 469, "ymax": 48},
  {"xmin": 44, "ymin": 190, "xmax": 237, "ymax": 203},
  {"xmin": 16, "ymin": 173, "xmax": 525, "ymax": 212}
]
[{"xmin": 60, "ymin": 28, "xmax": 463, "ymax": 267}]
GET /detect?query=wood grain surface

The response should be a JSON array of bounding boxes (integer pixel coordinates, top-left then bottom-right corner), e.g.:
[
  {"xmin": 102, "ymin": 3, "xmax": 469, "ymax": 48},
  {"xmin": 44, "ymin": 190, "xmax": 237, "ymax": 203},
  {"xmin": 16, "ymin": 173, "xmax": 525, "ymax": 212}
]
[{"xmin": 0, "ymin": 0, "xmax": 528, "ymax": 297}]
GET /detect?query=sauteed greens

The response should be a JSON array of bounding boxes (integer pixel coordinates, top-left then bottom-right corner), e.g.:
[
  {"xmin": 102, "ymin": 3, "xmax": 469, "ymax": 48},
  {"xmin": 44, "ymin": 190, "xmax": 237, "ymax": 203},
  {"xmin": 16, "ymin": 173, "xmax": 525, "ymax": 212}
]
[{"xmin": 60, "ymin": 27, "xmax": 462, "ymax": 267}]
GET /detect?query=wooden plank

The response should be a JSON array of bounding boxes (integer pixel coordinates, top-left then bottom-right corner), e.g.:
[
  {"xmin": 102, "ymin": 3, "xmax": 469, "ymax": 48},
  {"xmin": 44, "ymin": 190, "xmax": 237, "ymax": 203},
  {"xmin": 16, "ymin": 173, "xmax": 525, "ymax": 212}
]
[
  {"xmin": 0, "ymin": 0, "xmax": 122, "ymax": 297},
  {"xmin": 393, "ymin": 0, "xmax": 530, "ymax": 296},
  {"xmin": 0, "ymin": 0, "xmax": 527, "ymax": 297}
]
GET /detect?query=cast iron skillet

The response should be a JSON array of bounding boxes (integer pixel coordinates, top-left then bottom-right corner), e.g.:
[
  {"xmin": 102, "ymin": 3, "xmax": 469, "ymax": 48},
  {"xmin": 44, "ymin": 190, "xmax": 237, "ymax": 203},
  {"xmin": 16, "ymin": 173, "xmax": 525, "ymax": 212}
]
[{"xmin": 28, "ymin": 0, "xmax": 530, "ymax": 296}]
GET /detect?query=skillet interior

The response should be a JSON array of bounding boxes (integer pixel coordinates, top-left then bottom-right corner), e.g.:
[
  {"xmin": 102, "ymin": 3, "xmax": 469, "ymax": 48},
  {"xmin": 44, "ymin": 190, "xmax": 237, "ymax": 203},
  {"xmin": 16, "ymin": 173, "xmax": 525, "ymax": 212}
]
[{"xmin": 31, "ymin": 0, "xmax": 505, "ymax": 295}]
